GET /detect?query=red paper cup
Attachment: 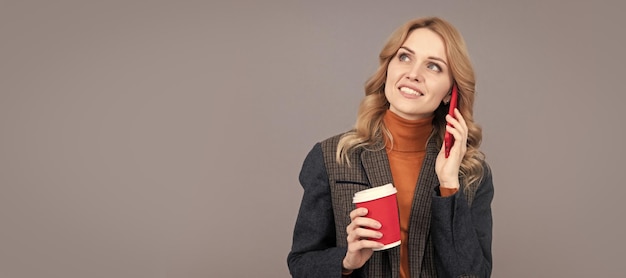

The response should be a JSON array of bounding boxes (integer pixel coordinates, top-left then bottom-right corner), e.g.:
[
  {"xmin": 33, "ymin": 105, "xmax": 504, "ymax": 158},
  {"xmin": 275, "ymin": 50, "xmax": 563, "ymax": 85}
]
[{"xmin": 352, "ymin": 183, "xmax": 401, "ymax": 251}]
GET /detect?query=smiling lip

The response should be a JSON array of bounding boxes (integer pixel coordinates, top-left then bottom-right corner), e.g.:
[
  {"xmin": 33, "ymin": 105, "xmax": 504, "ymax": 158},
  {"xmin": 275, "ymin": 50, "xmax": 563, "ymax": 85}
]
[{"xmin": 397, "ymin": 85, "xmax": 424, "ymax": 99}]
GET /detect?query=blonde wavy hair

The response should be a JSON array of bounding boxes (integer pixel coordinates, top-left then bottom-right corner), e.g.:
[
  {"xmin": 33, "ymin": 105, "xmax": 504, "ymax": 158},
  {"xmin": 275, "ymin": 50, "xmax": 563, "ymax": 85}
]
[{"xmin": 336, "ymin": 17, "xmax": 486, "ymax": 189}]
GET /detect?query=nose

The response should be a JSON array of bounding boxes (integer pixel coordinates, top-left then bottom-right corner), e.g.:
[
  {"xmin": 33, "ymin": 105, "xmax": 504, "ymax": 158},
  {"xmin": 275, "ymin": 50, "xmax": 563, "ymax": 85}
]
[{"xmin": 406, "ymin": 64, "xmax": 423, "ymax": 82}]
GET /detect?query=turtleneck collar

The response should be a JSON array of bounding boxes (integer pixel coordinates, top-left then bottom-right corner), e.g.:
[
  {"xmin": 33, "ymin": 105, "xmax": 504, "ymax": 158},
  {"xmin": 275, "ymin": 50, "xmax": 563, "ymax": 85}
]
[{"xmin": 383, "ymin": 110, "xmax": 434, "ymax": 152}]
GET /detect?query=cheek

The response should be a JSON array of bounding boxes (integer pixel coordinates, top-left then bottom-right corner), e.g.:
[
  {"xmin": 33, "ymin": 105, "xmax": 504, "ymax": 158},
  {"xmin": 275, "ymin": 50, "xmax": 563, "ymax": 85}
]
[
  {"xmin": 385, "ymin": 63, "xmax": 402, "ymax": 82},
  {"xmin": 383, "ymin": 72, "xmax": 396, "ymax": 94},
  {"xmin": 428, "ymin": 79, "xmax": 452, "ymax": 100},
  {"xmin": 383, "ymin": 82, "xmax": 393, "ymax": 100}
]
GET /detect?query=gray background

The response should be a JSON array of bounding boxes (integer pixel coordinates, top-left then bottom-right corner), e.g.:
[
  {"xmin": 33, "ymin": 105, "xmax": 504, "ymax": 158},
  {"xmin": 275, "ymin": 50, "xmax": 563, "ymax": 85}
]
[{"xmin": 1, "ymin": 0, "xmax": 625, "ymax": 277}]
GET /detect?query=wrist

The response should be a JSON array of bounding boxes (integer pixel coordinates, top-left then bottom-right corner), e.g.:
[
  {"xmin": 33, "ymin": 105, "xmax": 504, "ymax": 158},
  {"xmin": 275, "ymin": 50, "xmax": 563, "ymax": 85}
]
[
  {"xmin": 439, "ymin": 180, "xmax": 460, "ymax": 189},
  {"xmin": 341, "ymin": 259, "xmax": 354, "ymax": 275}
]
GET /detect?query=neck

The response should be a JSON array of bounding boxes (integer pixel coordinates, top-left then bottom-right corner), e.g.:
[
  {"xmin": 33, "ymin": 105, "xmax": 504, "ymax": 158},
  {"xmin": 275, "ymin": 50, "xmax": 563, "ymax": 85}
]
[{"xmin": 383, "ymin": 110, "xmax": 434, "ymax": 152}]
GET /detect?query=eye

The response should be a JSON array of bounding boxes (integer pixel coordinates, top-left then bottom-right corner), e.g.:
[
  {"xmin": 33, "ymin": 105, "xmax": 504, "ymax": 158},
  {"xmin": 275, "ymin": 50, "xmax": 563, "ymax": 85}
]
[
  {"xmin": 427, "ymin": 62, "xmax": 442, "ymax": 72},
  {"xmin": 398, "ymin": 52, "xmax": 410, "ymax": 62}
]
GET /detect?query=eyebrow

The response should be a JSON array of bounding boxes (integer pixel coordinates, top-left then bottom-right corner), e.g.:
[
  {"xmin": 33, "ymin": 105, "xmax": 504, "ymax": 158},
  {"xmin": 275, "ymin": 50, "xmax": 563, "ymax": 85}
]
[{"xmin": 399, "ymin": 46, "xmax": 448, "ymax": 67}]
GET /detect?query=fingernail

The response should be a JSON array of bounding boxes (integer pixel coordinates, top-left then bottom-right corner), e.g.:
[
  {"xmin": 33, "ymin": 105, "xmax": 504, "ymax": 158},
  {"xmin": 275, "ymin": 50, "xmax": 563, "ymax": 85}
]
[
  {"xmin": 377, "ymin": 232, "xmax": 383, "ymax": 238},
  {"xmin": 375, "ymin": 222, "xmax": 382, "ymax": 229}
]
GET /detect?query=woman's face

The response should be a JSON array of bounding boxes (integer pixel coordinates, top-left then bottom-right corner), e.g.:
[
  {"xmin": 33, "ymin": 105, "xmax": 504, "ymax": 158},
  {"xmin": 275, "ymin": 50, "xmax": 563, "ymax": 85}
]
[{"xmin": 384, "ymin": 28, "xmax": 452, "ymax": 120}]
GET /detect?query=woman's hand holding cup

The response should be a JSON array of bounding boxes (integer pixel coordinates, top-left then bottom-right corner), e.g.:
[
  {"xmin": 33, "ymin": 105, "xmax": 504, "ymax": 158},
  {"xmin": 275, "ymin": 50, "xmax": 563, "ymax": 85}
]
[{"xmin": 342, "ymin": 207, "xmax": 384, "ymax": 271}]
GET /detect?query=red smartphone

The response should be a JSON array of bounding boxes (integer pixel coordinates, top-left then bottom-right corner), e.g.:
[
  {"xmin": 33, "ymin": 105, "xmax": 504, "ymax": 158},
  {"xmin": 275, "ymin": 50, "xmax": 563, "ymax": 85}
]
[{"xmin": 444, "ymin": 83, "xmax": 458, "ymax": 158}]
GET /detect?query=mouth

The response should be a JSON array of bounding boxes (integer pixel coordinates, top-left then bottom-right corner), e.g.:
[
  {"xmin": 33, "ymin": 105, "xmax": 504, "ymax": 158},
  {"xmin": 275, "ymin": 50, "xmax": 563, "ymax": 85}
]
[{"xmin": 399, "ymin": 86, "xmax": 424, "ymax": 96}]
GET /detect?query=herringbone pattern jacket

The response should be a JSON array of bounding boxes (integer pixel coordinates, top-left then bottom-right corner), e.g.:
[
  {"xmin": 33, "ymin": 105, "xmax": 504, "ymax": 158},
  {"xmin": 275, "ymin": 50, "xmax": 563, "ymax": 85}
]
[{"xmin": 288, "ymin": 134, "xmax": 493, "ymax": 277}]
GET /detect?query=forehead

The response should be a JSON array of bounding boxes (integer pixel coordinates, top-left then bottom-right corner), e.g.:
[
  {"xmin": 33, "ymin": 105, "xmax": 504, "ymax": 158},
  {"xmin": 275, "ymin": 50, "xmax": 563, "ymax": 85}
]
[{"xmin": 401, "ymin": 28, "xmax": 447, "ymax": 61}]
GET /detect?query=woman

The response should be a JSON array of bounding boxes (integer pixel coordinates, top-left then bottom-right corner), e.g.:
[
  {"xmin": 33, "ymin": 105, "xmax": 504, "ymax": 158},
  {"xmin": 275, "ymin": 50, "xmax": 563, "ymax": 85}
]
[{"xmin": 288, "ymin": 17, "xmax": 493, "ymax": 278}]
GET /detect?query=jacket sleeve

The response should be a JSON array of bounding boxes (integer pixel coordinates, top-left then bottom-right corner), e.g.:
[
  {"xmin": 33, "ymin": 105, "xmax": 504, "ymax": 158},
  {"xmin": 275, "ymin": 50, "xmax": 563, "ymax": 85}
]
[
  {"xmin": 287, "ymin": 143, "xmax": 354, "ymax": 278},
  {"xmin": 430, "ymin": 166, "xmax": 494, "ymax": 278}
]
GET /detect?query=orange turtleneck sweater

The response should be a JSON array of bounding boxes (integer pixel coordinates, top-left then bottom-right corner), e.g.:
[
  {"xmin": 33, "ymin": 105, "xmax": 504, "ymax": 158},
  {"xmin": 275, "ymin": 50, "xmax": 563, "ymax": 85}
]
[{"xmin": 383, "ymin": 110, "xmax": 457, "ymax": 278}]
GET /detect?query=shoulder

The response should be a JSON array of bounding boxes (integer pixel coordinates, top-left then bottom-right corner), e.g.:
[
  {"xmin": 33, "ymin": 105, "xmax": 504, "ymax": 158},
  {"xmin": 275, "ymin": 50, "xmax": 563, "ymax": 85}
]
[
  {"xmin": 319, "ymin": 132, "xmax": 347, "ymax": 148},
  {"xmin": 318, "ymin": 132, "xmax": 350, "ymax": 167},
  {"xmin": 318, "ymin": 131, "xmax": 370, "ymax": 166},
  {"xmin": 300, "ymin": 132, "xmax": 350, "ymax": 169},
  {"xmin": 317, "ymin": 131, "xmax": 354, "ymax": 157}
]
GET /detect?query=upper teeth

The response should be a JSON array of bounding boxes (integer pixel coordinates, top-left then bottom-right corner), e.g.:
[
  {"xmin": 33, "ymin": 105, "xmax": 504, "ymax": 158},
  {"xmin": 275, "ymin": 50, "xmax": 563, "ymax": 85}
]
[{"xmin": 400, "ymin": 87, "xmax": 422, "ymax": 96}]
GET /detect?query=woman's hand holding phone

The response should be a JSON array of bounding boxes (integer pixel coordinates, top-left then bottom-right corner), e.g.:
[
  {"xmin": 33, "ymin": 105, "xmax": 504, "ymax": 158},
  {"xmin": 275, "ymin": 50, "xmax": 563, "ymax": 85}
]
[{"xmin": 436, "ymin": 84, "xmax": 468, "ymax": 190}]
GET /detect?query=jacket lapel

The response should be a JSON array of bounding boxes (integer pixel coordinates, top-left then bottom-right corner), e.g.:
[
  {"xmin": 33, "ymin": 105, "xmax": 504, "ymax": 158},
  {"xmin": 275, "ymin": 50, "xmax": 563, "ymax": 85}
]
[
  {"xmin": 361, "ymin": 147, "xmax": 401, "ymax": 278},
  {"xmin": 360, "ymin": 147, "xmax": 393, "ymax": 187},
  {"xmin": 409, "ymin": 138, "xmax": 441, "ymax": 277}
]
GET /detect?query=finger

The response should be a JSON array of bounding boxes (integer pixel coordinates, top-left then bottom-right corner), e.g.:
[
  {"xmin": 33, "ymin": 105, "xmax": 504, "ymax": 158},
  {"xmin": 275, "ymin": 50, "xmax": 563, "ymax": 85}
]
[
  {"xmin": 346, "ymin": 215, "xmax": 381, "ymax": 237},
  {"xmin": 445, "ymin": 124, "xmax": 462, "ymax": 142},
  {"xmin": 346, "ymin": 230, "xmax": 359, "ymax": 243},
  {"xmin": 452, "ymin": 110, "xmax": 469, "ymax": 141},
  {"xmin": 448, "ymin": 110, "xmax": 467, "ymax": 132},
  {"xmin": 347, "ymin": 239, "xmax": 385, "ymax": 252},
  {"xmin": 445, "ymin": 125, "xmax": 466, "ymax": 156},
  {"xmin": 349, "ymin": 207, "xmax": 368, "ymax": 221},
  {"xmin": 446, "ymin": 115, "xmax": 467, "ymax": 142},
  {"xmin": 454, "ymin": 108, "xmax": 468, "ymax": 132},
  {"xmin": 445, "ymin": 114, "xmax": 461, "ymax": 131},
  {"xmin": 353, "ymin": 215, "xmax": 381, "ymax": 227},
  {"xmin": 346, "ymin": 225, "xmax": 382, "ymax": 244},
  {"xmin": 353, "ymin": 227, "xmax": 383, "ymax": 240}
]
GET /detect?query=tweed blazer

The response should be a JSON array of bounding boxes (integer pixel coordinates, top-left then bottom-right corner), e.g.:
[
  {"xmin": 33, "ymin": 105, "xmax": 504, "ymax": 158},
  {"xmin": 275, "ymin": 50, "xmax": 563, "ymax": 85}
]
[{"xmin": 288, "ymin": 133, "xmax": 493, "ymax": 278}]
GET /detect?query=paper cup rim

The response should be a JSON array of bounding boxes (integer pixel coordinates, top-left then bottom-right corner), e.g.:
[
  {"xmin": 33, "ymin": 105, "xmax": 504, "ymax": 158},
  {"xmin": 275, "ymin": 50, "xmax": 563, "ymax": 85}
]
[{"xmin": 352, "ymin": 183, "xmax": 397, "ymax": 203}]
